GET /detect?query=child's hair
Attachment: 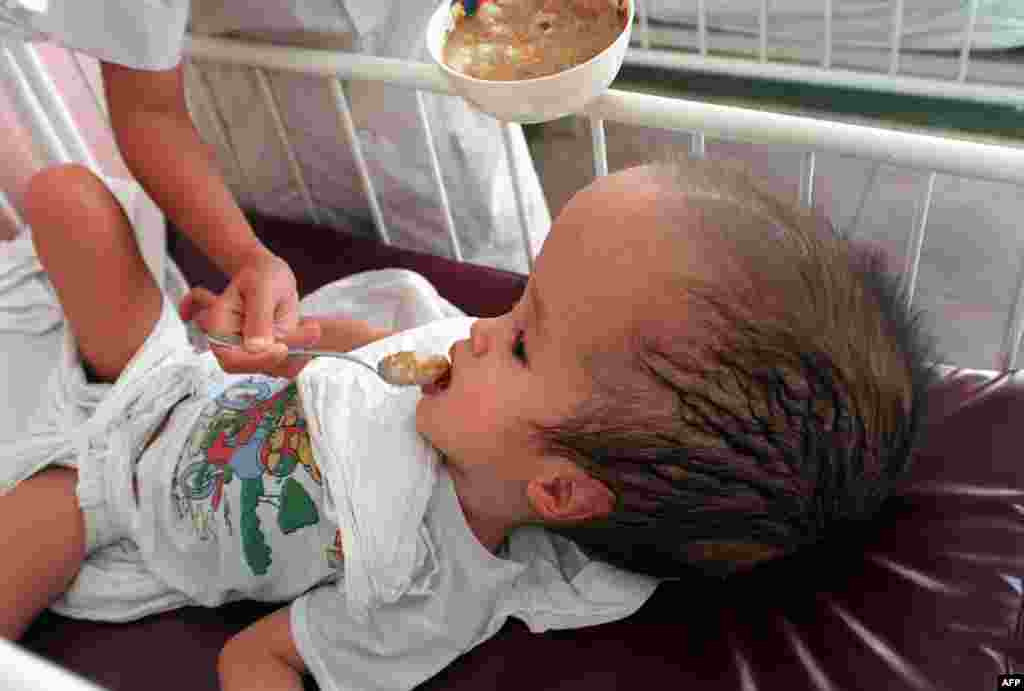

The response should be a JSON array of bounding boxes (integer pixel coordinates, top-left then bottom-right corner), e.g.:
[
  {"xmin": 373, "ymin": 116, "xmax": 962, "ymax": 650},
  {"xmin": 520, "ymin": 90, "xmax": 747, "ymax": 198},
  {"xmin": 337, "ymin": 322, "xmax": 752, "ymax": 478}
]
[{"xmin": 528, "ymin": 157, "xmax": 942, "ymax": 579}]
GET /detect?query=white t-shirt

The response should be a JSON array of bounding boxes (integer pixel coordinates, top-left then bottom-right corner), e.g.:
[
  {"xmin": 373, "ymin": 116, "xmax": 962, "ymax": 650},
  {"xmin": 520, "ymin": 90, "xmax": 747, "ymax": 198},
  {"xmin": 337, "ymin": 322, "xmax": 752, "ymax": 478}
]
[
  {"xmin": 0, "ymin": 0, "xmax": 189, "ymax": 70},
  {"xmin": 83, "ymin": 316, "xmax": 655, "ymax": 690},
  {"xmin": 132, "ymin": 374, "xmax": 343, "ymax": 607},
  {"xmin": 291, "ymin": 470, "xmax": 526, "ymax": 691}
]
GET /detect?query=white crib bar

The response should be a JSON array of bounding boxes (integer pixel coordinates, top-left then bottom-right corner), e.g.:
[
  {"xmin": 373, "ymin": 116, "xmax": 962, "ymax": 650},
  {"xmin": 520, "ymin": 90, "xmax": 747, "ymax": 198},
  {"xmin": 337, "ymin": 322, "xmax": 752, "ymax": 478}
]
[
  {"xmin": 899, "ymin": 172, "xmax": 934, "ymax": 310},
  {"xmin": 8, "ymin": 42, "xmax": 101, "ymax": 169},
  {"xmin": 689, "ymin": 0, "xmax": 707, "ymax": 160},
  {"xmin": 638, "ymin": 0, "xmax": 650, "ymax": 50},
  {"xmin": 884, "ymin": 1, "xmax": 936, "ymax": 322},
  {"xmin": 823, "ymin": 0, "xmax": 833, "ymax": 70},
  {"xmin": 697, "ymin": 0, "xmax": 707, "ymax": 56},
  {"xmin": 622, "ymin": 51, "xmax": 1024, "ymax": 109},
  {"xmin": 500, "ymin": 123, "xmax": 535, "ymax": 272},
  {"xmin": 957, "ymin": 0, "xmax": 980, "ymax": 83},
  {"xmin": 183, "ymin": 36, "xmax": 1024, "ymax": 186},
  {"xmin": 999, "ymin": 255, "xmax": 1024, "ymax": 371},
  {"xmin": 0, "ymin": 44, "xmax": 67, "ymax": 164},
  {"xmin": 184, "ymin": 61, "xmax": 255, "ymax": 210},
  {"xmin": 758, "ymin": 0, "xmax": 768, "ymax": 63},
  {"xmin": 588, "ymin": 90, "xmax": 1024, "ymax": 187},
  {"xmin": 416, "ymin": 90, "xmax": 463, "ymax": 262},
  {"xmin": 689, "ymin": 134, "xmax": 706, "ymax": 159},
  {"xmin": 255, "ymin": 68, "xmax": 321, "ymax": 226},
  {"xmin": 844, "ymin": 165, "xmax": 879, "ymax": 238},
  {"xmin": 629, "ymin": 0, "xmax": 990, "ymax": 88},
  {"xmin": 812, "ymin": 0, "xmax": 833, "ymax": 201},
  {"xmin": 186, "ymin": 36, "xmax": 448, "ymax": 93},
  {"xmin": 799, "ymin": 152, "xmax": 815, "ymax": 209},
  {"xmin": 888, "ymin": 0, "xmax": 904, "ymax": 76},
  {"xmin": 69, "ymin": 52, "xmax": 107, "ymax": 123},
  {"xmin": 0, "ymin": 190, "xmax": 25, "ymax": 233},
  {"xmin": 590, "ymin": 117, "xmax": 608, "ymax": 178},
  {"xmin": 0, "ymin": 42, "xmax": 72, "ymax": 166},
  {"xmin": 328, "ymin": 77, "xmax": 390, "ymax": 245}
]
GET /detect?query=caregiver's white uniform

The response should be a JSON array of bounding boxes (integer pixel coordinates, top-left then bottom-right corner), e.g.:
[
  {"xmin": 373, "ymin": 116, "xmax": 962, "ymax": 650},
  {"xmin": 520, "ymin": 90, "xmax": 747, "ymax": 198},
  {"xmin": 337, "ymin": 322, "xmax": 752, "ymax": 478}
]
[
  {"xmin": 0, "ymin": 0, "xmax": 552, "ymax": 275},
  {"xmin": 0, "ymin": 0, "xmax": 189, "ymax": 70}
]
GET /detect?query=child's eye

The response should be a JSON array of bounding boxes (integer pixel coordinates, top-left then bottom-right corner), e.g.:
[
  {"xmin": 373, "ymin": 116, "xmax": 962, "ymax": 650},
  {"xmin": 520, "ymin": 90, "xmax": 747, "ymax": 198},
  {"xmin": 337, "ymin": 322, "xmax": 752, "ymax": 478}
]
[{"xmin": 513, "ymin": 328, "xmax": 527, "ymax": 363}]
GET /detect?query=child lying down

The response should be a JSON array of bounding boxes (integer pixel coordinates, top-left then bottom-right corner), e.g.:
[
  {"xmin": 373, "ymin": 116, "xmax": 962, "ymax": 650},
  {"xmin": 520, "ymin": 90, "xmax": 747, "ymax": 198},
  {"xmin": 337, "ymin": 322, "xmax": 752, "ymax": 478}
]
[{"xmin": 0, "ymin": 158, "xmax": 938, "ymax": 689}]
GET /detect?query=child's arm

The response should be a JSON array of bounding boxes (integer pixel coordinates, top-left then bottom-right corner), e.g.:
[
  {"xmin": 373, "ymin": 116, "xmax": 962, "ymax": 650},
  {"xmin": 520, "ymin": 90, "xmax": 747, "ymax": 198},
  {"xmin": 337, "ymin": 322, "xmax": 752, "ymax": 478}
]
[
  {"xmin": 269, "ymin": 315, "xmax": 398, "ymax": 379},
  {"xmin": 218, "ymin": 606, "xmax": 306, "ymax": 691},
  {"xmin": 315, "ymin": 315, "xmax": 397, "ymax": 353}
]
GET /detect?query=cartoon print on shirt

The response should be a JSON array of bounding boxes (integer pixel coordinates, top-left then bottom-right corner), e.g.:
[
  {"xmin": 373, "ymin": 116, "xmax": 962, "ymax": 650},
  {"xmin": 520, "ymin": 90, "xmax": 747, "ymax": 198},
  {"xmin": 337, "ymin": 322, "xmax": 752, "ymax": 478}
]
[{"xmin": 172, "ymin": 378, "xmax": 323, "ymax": 576}]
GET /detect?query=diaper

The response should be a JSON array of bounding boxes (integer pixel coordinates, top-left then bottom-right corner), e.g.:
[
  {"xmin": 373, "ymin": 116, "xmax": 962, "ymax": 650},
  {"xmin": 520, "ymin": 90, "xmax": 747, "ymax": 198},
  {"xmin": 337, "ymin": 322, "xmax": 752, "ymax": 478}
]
[{"xmin": 2, "ymin": 294, "xmax": 220, "ymax": 621}]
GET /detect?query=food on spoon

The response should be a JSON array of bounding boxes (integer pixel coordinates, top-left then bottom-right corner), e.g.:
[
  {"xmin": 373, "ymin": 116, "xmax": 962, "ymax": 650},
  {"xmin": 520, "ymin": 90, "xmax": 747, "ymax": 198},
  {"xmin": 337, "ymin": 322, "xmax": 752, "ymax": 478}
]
[
  {"xmin": 443, "ymin": 0, "xmax": 629, "ymax": 81},
  {"xmin": 377, "ymin": 351, "xmax": 452, "ymax": 386}
]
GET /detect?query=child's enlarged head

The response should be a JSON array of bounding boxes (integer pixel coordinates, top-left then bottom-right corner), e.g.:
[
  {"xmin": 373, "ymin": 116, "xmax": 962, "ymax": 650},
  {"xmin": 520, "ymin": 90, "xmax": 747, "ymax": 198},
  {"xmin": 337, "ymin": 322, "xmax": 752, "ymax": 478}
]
[{"xmin": 417, "ymin": 158, "xmax": 939, "ymax": 578}]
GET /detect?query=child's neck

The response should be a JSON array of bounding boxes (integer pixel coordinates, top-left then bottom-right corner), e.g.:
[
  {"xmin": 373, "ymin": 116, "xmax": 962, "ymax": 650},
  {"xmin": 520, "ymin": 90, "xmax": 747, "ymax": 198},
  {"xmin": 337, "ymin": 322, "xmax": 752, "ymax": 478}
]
[
  {"xmin": 464, "ymin": 509, "xmax": 509, "ymax": 555},
  {"xmin": 443, "ymin": 456, "xmax": 513, "ymax": 555}
]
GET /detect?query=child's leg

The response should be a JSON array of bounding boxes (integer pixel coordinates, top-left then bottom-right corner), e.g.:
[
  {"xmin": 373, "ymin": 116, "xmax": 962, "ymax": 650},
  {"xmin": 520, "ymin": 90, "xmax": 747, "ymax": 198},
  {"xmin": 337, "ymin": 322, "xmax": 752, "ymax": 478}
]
[
  {"xmin": 0, "ymin": 467, "xmax": 86, "ymax": 639},
  {"xmin": 2, "ymin": 165, "xmax": 165, "ymax": 638},
  {"xmin": 22, "ymin": 163, "xmax": 163, "ymax": 383}
]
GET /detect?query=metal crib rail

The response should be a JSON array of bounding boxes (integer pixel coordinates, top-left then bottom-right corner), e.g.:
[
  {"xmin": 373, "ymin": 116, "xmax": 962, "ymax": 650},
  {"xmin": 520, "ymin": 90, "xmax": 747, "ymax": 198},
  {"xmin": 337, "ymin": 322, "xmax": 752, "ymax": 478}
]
[
  {"xmin": 188, "ymin": 33, "xmax": 1024, "ymax": 372},
  {"xmin": 624, "ymin": 0, "xmax": 1019, "ymax": 107},
  {"xmin": 2, "ymin": 28, "xmax": 1023, "ymax": 369}
]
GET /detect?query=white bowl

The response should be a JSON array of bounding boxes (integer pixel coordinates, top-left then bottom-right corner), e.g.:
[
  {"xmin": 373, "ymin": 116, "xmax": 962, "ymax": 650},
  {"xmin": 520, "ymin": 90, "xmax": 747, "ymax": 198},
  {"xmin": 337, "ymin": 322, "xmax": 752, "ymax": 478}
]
[{"xmin": 426, "ymin": 0, "xmax": 634, "ymax": 124}]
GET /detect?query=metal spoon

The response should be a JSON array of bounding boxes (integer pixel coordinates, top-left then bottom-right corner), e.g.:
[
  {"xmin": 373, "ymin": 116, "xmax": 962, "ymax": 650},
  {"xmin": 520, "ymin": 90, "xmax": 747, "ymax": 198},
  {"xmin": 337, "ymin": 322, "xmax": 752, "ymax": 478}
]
[{"xmin": 202, "ymin": 330, "xmax": 390, "ymax": 382}]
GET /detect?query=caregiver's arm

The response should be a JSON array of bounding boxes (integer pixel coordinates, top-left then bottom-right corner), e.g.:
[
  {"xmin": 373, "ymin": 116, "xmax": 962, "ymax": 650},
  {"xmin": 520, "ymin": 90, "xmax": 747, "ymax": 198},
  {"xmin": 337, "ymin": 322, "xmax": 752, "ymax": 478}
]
[
  {"xmin": 101, "ymin": 62, "xmax": 264, "ymax": 277},
  {"xmin": 101, "ymin": 61, "xmax": 308, "ymax": 368}
]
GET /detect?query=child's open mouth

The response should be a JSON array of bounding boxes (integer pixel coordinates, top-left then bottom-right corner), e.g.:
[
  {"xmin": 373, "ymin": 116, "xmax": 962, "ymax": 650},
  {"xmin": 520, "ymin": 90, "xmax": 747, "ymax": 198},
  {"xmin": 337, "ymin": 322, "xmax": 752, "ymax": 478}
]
[{"xmin": 421, "ymin": 367, "xmax": 453, "ymax": 396}]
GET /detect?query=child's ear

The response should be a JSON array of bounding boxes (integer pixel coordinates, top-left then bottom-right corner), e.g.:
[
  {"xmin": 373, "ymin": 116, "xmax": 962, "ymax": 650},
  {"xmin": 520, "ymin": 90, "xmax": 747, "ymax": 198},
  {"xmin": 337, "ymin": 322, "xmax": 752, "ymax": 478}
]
[{"xmin": 527, "ymin": 463, "xmax": 615, "ymax": 523}]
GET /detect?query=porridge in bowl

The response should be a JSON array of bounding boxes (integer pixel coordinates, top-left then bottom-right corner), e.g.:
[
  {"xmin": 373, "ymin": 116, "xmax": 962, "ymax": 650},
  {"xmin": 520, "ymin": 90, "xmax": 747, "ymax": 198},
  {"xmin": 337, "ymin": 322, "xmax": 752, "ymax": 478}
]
[{"xmin": 443, "ymin": 0, "xmax": 629, "ymax": 81}]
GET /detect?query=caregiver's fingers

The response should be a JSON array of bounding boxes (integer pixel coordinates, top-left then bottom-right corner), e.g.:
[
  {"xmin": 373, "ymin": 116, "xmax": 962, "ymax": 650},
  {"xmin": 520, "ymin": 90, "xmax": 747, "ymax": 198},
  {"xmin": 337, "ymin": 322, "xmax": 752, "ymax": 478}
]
[
  {"xmin": 236, "ymin": 277, "xmax": 299, "ymax": 354},
  {"xmin": 209, "ymin": 340, "xmax": 290, "ymax": 376},
  {"xmin": 179, "ymin": 286, "xmax": 220, "ymax": 323},
  {"xmin": 276, "ymin": 318, "xmax": 322, "ymax": 350},
  {"xmin": 270, "ymin": 291, "xmax": 303, "ymax": 344},
  {"xmin": 191, "ymin": 286, "xmax": 245, "ymax": 340},
  {"xmin": 206, "ymin": 317, "xmax": 319, "ymax": 376},
  {"xmin": 259, "ymin": 318, "xmax": 321, "ymax": 379}
]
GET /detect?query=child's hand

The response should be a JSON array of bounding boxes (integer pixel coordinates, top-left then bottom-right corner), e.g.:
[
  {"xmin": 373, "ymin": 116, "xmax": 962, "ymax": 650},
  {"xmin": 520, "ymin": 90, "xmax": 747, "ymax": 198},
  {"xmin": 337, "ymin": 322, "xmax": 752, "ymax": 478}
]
[{"xmin": 181, "ymin": 285, "xmax": 321, "ymax": 379}]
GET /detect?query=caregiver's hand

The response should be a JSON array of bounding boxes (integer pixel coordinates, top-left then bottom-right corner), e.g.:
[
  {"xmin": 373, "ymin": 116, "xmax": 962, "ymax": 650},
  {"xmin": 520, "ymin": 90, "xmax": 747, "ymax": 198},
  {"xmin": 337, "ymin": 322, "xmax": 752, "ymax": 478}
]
[
  {"xmin": 181, "ymin": 281, "xmax": 321, "ymax": 379},
  {"xmin": 224, "ymin": 250, "xmax": 302, "ymax": 349},
  {"xmin": 179, "ymin": 250, "xmax": 308, "ymax": 359}
]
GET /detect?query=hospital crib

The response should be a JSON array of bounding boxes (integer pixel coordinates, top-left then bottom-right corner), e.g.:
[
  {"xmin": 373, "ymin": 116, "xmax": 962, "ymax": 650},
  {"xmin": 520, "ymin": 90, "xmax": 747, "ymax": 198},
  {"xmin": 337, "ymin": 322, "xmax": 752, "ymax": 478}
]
[{"xmin": 4, "ymin": 2, "xmax": 1024, "ymax": 689}]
